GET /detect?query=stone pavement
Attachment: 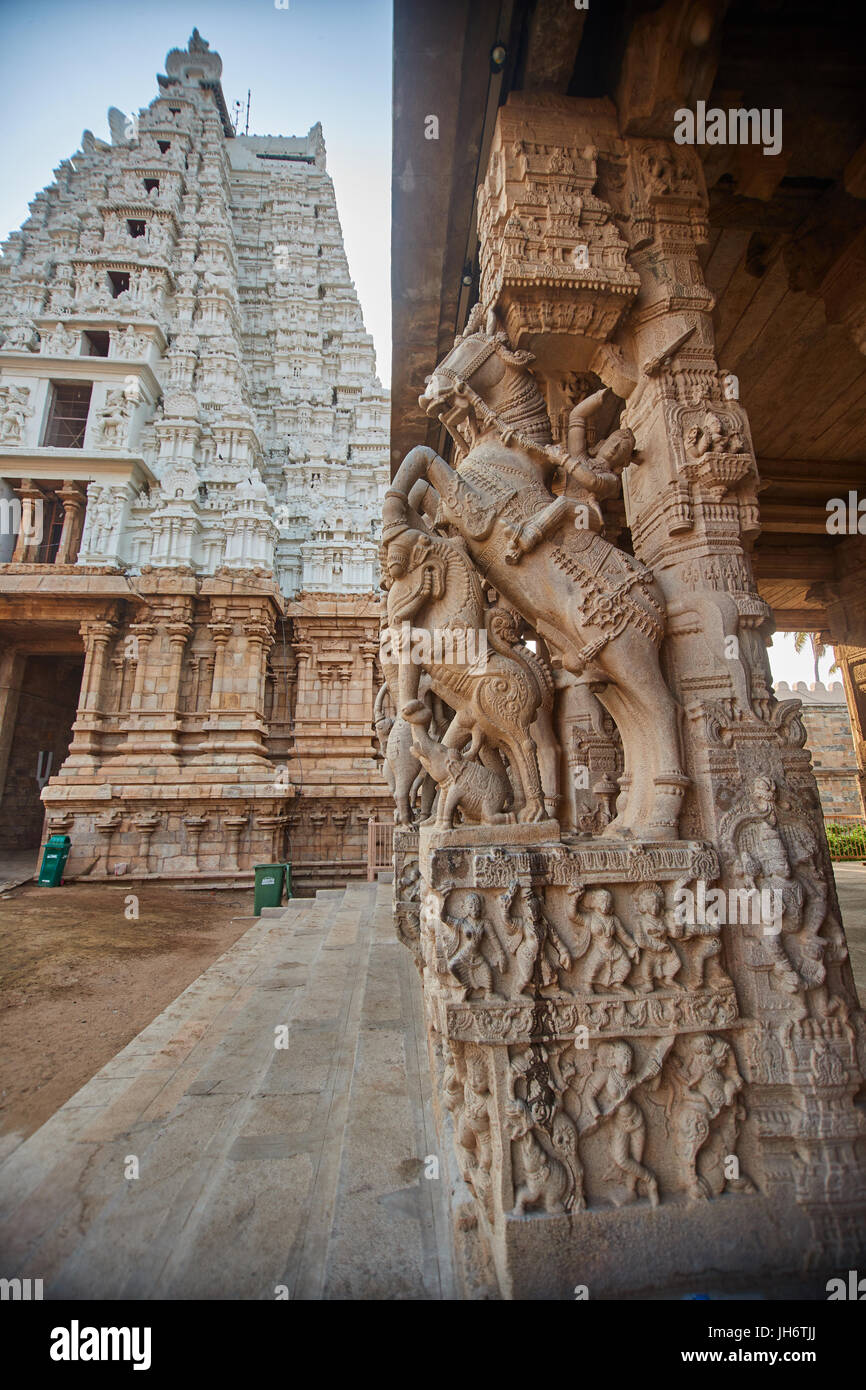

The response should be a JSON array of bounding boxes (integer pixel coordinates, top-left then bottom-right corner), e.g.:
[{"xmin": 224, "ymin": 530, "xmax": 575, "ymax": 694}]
[
  {"xmin": 0, "ymin": 883, "xmax": 456, "ymax": 1299},
  {"xmin": 1, "ymin": 865, "xmax": 862, "ymax": 1300}
]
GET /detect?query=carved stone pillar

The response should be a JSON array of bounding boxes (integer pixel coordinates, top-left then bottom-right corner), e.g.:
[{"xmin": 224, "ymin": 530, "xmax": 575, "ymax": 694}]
[
  {"xmin": 128, "ymin": 622, "xmax": 157, "ymax": 712},
  {"xmin": 242, "ymin": 615, "xmax": 273, "ymax": 717},
  {"xmin": 11, "ymin": 479, "xmax": 45, "ymax": 562},
  {"xmin": 95, "ymin": 809, "xmax": 123, "ymax": 875},
  {"xmin": 198, "ymin": 596, "xmax": 275, "ymax": 761},
  {"xmin": 291, "ymin": 640, "xmax": 314, "ymax": 723},
  {"xmin": 133, "ymin": 811, "xmax": 160, "ymax": 874},
  {"xmin": 255, "ymin": 812, "xmax": 288, "ymax": 863},
  {"xmin": 268, "ymin": 648, "xmax": 297, "ymax": 730},
  {"xmin": 67, "ymin": 618, "xmax": 118, "ymax": 762},
  {"xmin": 359, "ymin": 638, "xmax": 379, "ymax": 729},
  {"xmin": 183, "ymin": 814, "xmax": 209, "ymax": 870},
  {"xmin": 822, "ymin": 537, "xmax": 866, "ymax": 816},
  {"xmin": 55, "ymin": 482, "xmax": 87, "ymax": 564},
  {"xmin": 206, "ymin": 614, "xmax": 234, "ymax": 712},
  {"xmin": 223, "ymin": 813, "xmax": 248, "ymax": 870},
  {"xmin": 0, "ymin": 646, "xmax": 26, "ymax": 801},
  {"xmin": 384, "ymin": 96, "xmax": 866, "ymax": 1298},
  {"xmin": 834, "ymin": 646, "xmax": 866, "ymax": 815}
]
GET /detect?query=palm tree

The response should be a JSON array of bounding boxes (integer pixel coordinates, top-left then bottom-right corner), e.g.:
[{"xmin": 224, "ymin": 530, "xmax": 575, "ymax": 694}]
[{"xmin": 793, "ymin": 631, "xmax": 840, "ymax": 685}]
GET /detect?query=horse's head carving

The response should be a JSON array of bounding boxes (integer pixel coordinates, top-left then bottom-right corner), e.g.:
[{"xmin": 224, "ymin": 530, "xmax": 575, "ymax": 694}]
[{"xmin": 419, "ymin": 305, "xmax": 552, "ymax": 452}]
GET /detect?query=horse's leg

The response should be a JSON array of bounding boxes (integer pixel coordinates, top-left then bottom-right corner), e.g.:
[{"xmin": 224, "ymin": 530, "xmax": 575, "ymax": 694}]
[
  {"xmin": 593, "ymin": 684, "xmax": 642, "ymax": 833},
  {"xmin": 389, "ymin": 726, "xmax": 418, "ymax": 825},
  {"xmin": 419, "ymin": 773, "xmax": 437, "ymax": 819},
  {"xmin": 596, "ymin": 632, "xmax": 685, "ymax": 835},
  {"xmin": 499, "ymin": 748, "xmax": 525, "ymax": 817},
  {"xmin": 507, "ymin": 732, "xmax": 548, "ymax": 822},
  {"xmin": 604, "ymin": 631, "xmax": 683, "ymax": 777},
  {"xmin": 530, "ymin": 705, "xmax": 559, "ymax": 814},
  {"xmin": 602, "ymin": 679, "xmax": 669, "ymax": 834}
]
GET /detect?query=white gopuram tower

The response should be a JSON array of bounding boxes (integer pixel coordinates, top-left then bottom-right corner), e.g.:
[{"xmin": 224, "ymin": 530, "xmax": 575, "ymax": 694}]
[{"xmin": 0, "ymin": 31, "xmax": 390, "ymax": 886}]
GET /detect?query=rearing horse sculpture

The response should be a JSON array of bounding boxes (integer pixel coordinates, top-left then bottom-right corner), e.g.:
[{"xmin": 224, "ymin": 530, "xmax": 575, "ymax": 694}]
[
  {"xmin": 382, "ymin": 307, "xmax": 687, "ymax": 840},
  {"xmin": 381, "ymin": 523, "xmax": 553, "ymax": 822}
]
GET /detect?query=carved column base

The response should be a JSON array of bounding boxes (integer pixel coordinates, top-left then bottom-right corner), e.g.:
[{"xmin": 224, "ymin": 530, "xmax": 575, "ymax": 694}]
[{"xmin": 412, "ymin": 835, "xmax": 866, "ymax": 1298}]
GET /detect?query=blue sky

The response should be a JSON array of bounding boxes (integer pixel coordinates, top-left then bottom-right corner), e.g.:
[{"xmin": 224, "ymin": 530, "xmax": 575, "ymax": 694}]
[{"xmin": 0, "ymin": 0, "xmax": 392, "ymax": 379}]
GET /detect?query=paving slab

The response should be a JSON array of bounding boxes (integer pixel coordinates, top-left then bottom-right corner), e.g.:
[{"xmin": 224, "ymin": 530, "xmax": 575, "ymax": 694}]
[{"xmin": 0, "ymin": 884, "xmax": 454, "ymax": 1300}]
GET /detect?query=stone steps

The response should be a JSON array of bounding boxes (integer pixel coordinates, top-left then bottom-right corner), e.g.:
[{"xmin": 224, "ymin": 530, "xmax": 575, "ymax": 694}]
[{"xmin": 0, "ymin": 884, "xmax": 455, "ymax": 1299}]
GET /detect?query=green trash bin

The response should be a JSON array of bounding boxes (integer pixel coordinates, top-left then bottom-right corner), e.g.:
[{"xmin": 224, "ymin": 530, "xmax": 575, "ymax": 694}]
[
  {"xmin": 38, "ymin": 834, "xmax": 71, "ymax": 887},
  {"xmin": 253, "ymin": 863, "xmax": 286, "ymax": 916}
]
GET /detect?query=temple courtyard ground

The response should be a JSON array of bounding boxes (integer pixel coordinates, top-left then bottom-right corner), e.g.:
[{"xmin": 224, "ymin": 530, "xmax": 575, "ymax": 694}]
[
  {"xmin": 0, "ymin": 867, "xmax": 862, "ymax": 1298},
  {"xmin": 0, "ymin": 882, "xmax": 253, "ymax": 1153},
  {"xmin": 1, "ymin": 866, "xmax": 863, "ymax": 1157}
]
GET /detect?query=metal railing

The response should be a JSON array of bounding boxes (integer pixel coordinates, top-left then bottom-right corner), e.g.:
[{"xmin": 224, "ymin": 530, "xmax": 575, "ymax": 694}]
[
  {"xmin": 825, "ymin": 816, "xmax": 866, "ymax": 861},
  {"xmin": 366, "ymin": 818, "xmax": 394, "ymax": 881}
]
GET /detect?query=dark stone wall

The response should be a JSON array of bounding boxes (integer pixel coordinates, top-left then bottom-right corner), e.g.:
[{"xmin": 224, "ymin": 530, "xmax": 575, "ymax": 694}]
[{"xmin": 0, "ymin": 657, "xmax": 83, "ymax": 851}]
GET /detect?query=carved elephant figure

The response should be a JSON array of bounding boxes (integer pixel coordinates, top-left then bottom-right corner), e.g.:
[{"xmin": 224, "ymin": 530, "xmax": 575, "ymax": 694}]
[{"xmin": 405, "ymin": 708, "xmax": 511, "ymax": 827}]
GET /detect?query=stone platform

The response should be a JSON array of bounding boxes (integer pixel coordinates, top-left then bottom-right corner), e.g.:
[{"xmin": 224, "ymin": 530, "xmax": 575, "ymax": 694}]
[{"xmin": 0, "ymin": 884, "xmax": 456, "ymax": 1299}]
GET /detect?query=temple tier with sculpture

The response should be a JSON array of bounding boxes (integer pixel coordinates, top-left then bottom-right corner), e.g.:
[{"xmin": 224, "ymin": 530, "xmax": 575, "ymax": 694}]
[
  {"xmin": 380, "ymin": 95, "xmax": 866, "ymax": 1298},
  {"xmin": 0, "ymin": 32, "xmax": 391, "ymax": 887}
]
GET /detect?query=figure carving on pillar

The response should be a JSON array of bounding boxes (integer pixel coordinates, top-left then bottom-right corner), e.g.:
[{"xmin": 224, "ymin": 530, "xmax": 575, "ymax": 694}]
[
  {"xmin": 569, "ymin": 887, "xmax": 639, "ymax": 993},
  {"xmin": 581, "ymin": 1039, "xmax": 667, "ymax": 1207},
  {"xmin": 649, "ymin": 1033, "xmax": 754, "ymax": 1201},
  {"xmin": 384, "ymin": 305, "xmax": 688, "ymax": 839},
  {"xmin": 94, "ymin": 388, "xmax": 132, "ymax": 449},
  {"xmin": 507, "ymin": 1096, "xmax": 575, "ymax": 1216},
  {"xmin": 442, "ymin": 890, "xmax": 507, "ymax": 1000},
  {"xmin": 629, "ymin": 881, "xmax": 684, "ymax": 992},
  {"xmin": 0, "ymin": 385, "xmax": 32, "ymax": 443},
  {"xmin": 373, "ymin": 680, "xmax": 428, "ymax": 824},
  {"xmin": 380, "ymin": 515, "xmax": 551, "ymax": 824},
  {"xmin": 448, "ymin": 1044, "xmax": 496, "ymax": 1215},
  {"xmin": 723, "ymin": 775, "xmax": 850, "ymax": 1010},
  {"xmin": 509, "ymin": 1043, "xmax": 584, "ymax": 1214}
]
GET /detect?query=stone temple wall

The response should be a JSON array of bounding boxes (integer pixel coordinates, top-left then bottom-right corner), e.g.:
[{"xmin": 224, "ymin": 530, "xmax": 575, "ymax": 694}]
[
  {"xmin": 0, "ymin": 30, "xmax": 391, "ymax": 887},
  {"xmin": 775, "ymin": 682, "xmax": 862, "ymax": 820}
]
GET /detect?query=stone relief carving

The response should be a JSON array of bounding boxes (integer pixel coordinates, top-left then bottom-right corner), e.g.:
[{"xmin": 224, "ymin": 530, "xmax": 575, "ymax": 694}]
[
  {"xmin": 580, "ymin": 1038, "xmax": 667, "ymax": 1206},
  {"xmin": 386, "ymin": 100, "xmax": 866, "ymax": 1291},
  {"xmin": 380, "ymin": 522, "xmax": 552, "ymax": 825},
  {"xmin": 442, "ymin": 891, "xmax": 507, "ymax": 1000},
  {"xmin": 94, "ymin": 388, "xmax": 132, "ymax": 449},
  {"xmin": 444, "ymin": 1043, "xmax": 496, "ymax": 1216},
  {"xmin": 722, "ymin": 774, "xmax": 854, "ymax": 1015},
  {"xmin": 569, "ymin": 886, "xmax": 639, "ymax": 993},
  {"xmin": 384, "ymin": 308, "xmax": 687, "ymax": 841},
  {"xmin": 648, "ymin": 1033, "xmax": 754, "ymax": 1201},
  {"xmin": 0, "ymin": 384, "xmax": 32, "ymax": 443},
  {"xmin": 42, "ymin": 321, "xmax": 79, "ymax": 355},
  {"xmin": 1, "ymin": 317, "xmax": 38, "ymax": 351},
  {"xmin": 373, "ymin": 680, "xmax": 434, "ymax": 825}
]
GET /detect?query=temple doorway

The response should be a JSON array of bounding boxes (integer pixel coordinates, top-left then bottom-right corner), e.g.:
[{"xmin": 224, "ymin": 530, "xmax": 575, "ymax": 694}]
[{"xmin": 0, "ymin": 654, "xmax": 84, "ymax": 869}]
